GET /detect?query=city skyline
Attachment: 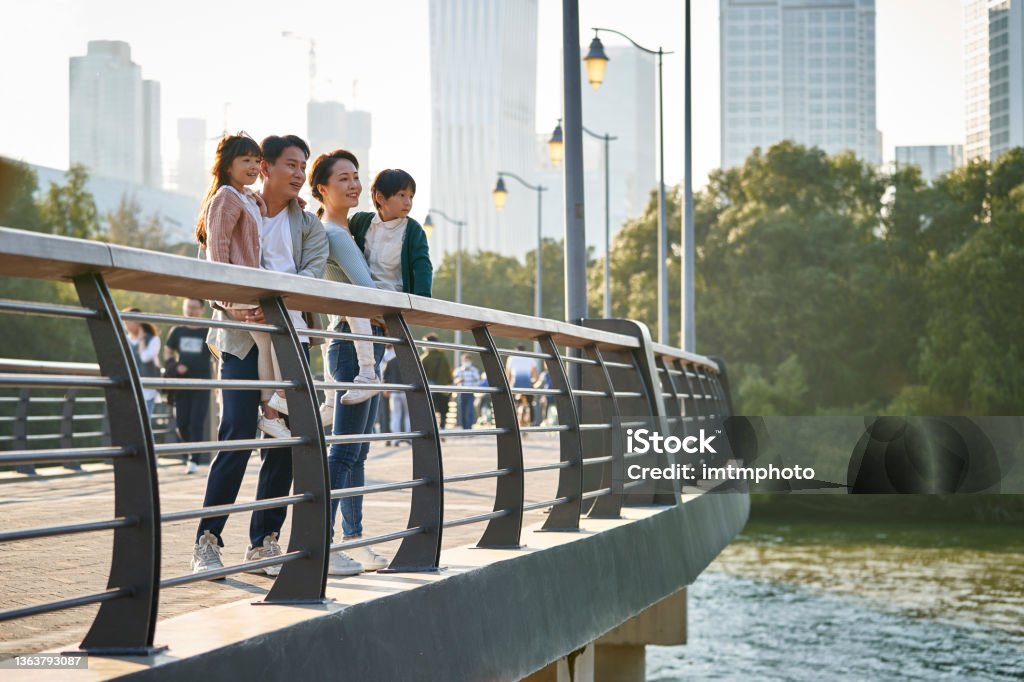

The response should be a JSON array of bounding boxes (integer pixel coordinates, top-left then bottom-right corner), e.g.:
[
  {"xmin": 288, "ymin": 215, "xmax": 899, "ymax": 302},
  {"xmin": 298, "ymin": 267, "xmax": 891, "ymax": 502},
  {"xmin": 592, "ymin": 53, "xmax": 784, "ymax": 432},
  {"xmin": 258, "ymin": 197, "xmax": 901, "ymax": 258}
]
[
  {"xmin": 1, "ymin": 0, "xmax": 965, "ymax": 246},
  {"xmin": 720, "ymin": 0, "xmax": 881, "ymax": 169}
]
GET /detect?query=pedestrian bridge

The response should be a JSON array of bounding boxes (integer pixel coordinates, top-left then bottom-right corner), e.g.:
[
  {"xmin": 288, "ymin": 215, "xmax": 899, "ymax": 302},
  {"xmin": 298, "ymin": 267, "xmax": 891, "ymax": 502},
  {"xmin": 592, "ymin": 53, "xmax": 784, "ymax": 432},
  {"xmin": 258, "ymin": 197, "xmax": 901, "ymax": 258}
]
[{"xmin": 0, "ymin": 227, "xmax": 749, "ymax": 681}]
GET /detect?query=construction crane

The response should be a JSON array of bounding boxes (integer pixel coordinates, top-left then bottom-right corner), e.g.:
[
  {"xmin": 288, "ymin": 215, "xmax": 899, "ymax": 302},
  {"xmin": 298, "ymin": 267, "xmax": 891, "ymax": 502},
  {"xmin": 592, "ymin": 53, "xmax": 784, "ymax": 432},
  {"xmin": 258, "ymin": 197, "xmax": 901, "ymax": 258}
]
[{"xmin": 282, "ymin": 31, "xmax": 316, "ymax": 102}]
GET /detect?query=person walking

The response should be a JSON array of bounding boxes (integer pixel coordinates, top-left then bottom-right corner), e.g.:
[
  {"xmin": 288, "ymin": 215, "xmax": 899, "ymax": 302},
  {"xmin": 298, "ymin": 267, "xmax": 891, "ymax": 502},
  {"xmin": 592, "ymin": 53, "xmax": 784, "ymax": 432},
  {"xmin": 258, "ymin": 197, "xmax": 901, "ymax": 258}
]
[
  {"xmin": 453, "ymin": 353, "xmax": 481, "ymax": 430},
  {"xmin": 164, "ymin": 297, "xmax": 213, "ymax": 474},
  {"xmin": 420, "ymin": 334, "xmax": 453, "ymax": 433}
]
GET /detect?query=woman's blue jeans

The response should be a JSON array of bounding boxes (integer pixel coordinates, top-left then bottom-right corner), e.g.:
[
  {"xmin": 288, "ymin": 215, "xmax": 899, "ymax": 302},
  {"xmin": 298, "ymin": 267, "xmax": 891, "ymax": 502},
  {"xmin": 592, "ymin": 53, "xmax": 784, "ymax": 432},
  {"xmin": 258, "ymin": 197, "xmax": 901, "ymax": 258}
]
[{"xmin": 327, "ymin": 322, "xmax": 385, "ymax": 539}]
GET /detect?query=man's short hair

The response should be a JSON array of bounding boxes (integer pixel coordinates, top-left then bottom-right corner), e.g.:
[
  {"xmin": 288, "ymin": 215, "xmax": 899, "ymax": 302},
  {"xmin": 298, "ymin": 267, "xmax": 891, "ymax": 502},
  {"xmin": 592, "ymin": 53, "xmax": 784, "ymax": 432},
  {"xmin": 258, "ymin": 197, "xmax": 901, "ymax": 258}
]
[
  {"xmin": 261, "ymin": 135, "xmax": 311, "ymax": 164},
  {"xmin": 424, "ymin": 333, "xmax": 440, "ymax": 342}
]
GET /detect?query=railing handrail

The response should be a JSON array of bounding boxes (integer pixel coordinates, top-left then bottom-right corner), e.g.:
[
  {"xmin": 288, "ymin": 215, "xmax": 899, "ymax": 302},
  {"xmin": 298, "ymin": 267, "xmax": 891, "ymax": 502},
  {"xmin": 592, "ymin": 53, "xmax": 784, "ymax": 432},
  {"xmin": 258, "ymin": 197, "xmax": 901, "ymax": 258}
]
[
  {"xmin": 0, "ymin": 227, "xmax": 661, "ymax": 356},
  {"xmin": 0, "ymin": 358, "xmax": 100, "ymax": 375}
]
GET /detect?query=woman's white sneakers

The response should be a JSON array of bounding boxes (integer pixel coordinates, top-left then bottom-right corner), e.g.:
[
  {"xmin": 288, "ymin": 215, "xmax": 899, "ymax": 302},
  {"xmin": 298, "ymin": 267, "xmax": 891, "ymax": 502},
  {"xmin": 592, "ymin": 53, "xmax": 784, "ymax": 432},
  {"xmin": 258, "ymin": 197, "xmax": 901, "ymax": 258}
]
[
  {"xmin": 328, "ymin": 552, "xmax": 364, "ymax": 576},
  {"xmin": 349, "ymin": 545, "xmax": 389, "ymax": 571}
]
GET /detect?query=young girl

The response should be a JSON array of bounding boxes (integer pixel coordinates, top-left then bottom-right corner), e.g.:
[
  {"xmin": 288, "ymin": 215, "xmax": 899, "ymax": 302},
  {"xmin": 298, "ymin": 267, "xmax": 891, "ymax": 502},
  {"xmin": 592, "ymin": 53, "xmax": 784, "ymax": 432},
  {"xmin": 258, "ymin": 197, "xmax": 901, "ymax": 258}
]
[{"xmin": 194, "ymin": 132, "xmax": 291, "ymax": 439}]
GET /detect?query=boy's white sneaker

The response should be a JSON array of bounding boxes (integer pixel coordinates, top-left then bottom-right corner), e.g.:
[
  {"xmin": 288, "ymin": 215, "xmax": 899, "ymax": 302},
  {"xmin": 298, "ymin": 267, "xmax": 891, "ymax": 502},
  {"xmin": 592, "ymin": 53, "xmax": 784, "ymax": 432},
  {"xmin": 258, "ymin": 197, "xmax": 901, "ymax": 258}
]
[
  {"xmin": 257, "ymin": 415, "xmax": 291, "ymax": 438},
  {"xmin": 340, "ymin": 374, "xmax": 381, "ymax": 406},
  {"xmin": 185, "ymin": 460, "xmax": 199, "ymax": 475}
]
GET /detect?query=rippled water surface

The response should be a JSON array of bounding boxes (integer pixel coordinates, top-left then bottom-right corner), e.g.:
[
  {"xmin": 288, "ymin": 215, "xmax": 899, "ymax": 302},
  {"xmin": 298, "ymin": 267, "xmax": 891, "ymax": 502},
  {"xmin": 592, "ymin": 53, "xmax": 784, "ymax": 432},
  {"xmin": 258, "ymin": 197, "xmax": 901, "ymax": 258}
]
[{"xmin": 647, "ymin": 522, "xmax": 1024, "ymax": 681}]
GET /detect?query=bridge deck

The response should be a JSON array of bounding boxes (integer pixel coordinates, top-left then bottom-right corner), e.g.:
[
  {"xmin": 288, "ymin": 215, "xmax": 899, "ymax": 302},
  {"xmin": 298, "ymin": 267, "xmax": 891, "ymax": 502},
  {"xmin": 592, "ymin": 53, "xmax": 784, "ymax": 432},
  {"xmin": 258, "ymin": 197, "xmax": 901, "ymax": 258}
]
[{"xmin": 1, "ymin": 435, "xmax": 562, "ymax": 656}]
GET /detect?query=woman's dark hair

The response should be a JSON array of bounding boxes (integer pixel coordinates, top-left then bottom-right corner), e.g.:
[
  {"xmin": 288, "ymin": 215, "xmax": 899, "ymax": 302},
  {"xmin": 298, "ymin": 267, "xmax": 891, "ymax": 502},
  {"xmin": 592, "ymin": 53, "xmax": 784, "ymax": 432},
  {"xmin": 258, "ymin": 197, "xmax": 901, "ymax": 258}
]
[
  {"xmin": 309, "ymin": 149, "xmax": 360, "ymax": 219},
  {"xmin": 261, "ymin": 134, "xmax": 311, "ymax": 164},
  {"xmin": 371, "ymin": 169, "xmax": 416, "ymax": 210},
  {"xmin": 122, "ymin": 307, "xmax": 158, "ymax": 339},
  {"xmin": 194, "ymin": 132, "xmax": 261, "ymax": 247}
]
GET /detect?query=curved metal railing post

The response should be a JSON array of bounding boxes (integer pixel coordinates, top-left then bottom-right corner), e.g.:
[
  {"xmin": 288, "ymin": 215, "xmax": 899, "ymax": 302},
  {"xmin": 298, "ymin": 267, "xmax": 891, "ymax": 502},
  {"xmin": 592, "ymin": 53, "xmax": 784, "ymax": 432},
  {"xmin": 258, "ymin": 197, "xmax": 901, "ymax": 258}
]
[
  {"xmin": 656, "ymin": 356, "xmax": 685, "ymax": 498},
  {"xmin": 539, "ymin": 335, "xmax": 584, "ymax": 531},
  {"xmin": 13, "ymin": 388, "xmax": 33, "ymax": 474},
  {"xmin": 382, "ymin": 312, "xmax": 443, "ymax": 571},
  {"xmin": 586, "ymin": 346, "xmax": 625, "ymax": 519},
  {"xmin": 472, "ymin": 325, "xmax": 524, "ymax": 548},
  {"xmin": 60, "ymin": 389, "xmax": 82, "ymax": 470},
  {"xmin": 73, "ymin": 272, "xmax": 161, "ymax": 654},
  {"xmin": 260, "ymin": 295, "xmax": 329, "ymax": 603}
]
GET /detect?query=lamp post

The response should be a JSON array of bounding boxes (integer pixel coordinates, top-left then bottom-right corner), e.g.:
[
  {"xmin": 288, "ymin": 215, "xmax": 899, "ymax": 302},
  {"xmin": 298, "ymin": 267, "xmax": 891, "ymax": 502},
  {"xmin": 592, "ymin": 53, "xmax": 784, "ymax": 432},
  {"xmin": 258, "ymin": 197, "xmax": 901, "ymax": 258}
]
[
  {"xmin": 424, "ymin": 210, "xmax": 467, "ymax": 363},
  {"xmin": 549, "ymin": 119, "xmax": 617, "ymax": 318},
  {"xmin": 492, "ymin": 172, "xmax": 548, "ymax": 320},
  {"xmin": 584, "ymin": 27, "xmax": 674, "ymax": 343}
]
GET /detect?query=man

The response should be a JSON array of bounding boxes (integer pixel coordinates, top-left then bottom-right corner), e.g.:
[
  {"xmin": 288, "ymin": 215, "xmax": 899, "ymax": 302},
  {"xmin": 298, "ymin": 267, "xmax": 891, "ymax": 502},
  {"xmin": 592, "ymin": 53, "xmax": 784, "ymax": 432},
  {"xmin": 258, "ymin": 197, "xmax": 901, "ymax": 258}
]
[
  {"xmin": 506, "ymin": 346, "xmax": 538, "ymax": 428},
  {"xmin": 420, "ymin": 333, "xmax": 453, "ymax": 433},
  {"xmin": 191, "ymin": 134, "xmax": 328, "ymax": 577},
  {"xmin": 453, "ymin": 353, "xmax": 481, "ymax": 429},
  {"xmin": 165, "ymin": 298, "xmax": 213, "ymax": 474}
]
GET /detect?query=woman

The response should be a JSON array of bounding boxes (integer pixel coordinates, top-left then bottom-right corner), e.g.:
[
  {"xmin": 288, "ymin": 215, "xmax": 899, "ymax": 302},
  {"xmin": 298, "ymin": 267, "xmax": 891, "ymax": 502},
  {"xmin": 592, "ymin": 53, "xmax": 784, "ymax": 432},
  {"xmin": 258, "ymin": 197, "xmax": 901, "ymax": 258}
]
[
  {"xmin": 123, "ymin": 307, "xmax": 161, "ymax": 415},
  {"xmin": 310, "ymin": 149, "xmax": 389, "ymax": 576}
]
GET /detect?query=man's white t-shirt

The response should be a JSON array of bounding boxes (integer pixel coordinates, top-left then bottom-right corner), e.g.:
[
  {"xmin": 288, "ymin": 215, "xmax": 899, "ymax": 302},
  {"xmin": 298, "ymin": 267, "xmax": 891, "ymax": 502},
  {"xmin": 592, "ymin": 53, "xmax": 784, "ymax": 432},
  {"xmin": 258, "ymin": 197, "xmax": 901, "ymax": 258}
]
[{"xmin": 260, "ymin": 209, "xmax": 308, "ymax": 342}]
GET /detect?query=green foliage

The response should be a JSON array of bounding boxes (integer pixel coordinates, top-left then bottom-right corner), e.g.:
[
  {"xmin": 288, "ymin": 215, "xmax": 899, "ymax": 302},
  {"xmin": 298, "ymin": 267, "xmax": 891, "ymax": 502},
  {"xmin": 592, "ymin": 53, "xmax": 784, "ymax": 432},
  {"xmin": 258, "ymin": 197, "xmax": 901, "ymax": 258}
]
[
  {"xmin": 105, "ymin": 193, "xmax": 169, "ymax": 250},
  {"xmin": 38, "ymin": 164, "xmax": 100, "ymax": 239},
  {"xmin": 0, "ymin": 157, "xmax": 45, "ymax": 231},
  {"xmin": 590, "ymin": 141, "xmax": 1023, "ymax": 416}
]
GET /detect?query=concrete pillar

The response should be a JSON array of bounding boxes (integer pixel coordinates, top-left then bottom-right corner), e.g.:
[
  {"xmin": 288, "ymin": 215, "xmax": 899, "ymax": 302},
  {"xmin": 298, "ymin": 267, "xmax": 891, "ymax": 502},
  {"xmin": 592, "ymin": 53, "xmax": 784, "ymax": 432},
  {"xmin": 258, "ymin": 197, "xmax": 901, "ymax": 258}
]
[
  {"xmin": 593, "ymin": 587, "xmax": 687, "ymax": 682},
  {"xmin": 522, "ymin": 588, "xmax": 686, "ymax": 682},
  {"xmin": 521, "ymin": 644, "xmax": 594, "ymax": 682}
]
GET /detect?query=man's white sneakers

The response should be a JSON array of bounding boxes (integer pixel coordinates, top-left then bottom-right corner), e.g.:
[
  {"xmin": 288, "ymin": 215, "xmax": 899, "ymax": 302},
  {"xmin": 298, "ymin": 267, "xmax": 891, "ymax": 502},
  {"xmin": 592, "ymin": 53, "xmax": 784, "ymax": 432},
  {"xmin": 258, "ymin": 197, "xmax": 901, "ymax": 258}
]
[
  {"xmin": 244, "ymin": 532, "xmax": 284, "ymax": 576},
  {"xmin": 191, "ymin": 530, "xmax": 224, "ymax": 575}
]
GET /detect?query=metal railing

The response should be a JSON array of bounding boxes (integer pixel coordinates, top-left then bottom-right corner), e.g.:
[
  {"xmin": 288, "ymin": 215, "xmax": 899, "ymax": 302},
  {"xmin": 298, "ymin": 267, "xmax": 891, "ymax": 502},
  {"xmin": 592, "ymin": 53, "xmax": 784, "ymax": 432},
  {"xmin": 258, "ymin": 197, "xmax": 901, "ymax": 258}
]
[{"xmin": 0, "ymin": 226, "xmax": 732, "ymax": 654}]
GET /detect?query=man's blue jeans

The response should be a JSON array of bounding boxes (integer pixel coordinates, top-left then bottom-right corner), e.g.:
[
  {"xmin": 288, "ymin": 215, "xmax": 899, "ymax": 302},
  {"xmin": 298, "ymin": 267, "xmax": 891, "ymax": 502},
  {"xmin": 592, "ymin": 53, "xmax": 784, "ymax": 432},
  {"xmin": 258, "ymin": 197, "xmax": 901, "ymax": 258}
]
[
  {"xmin": 327, "ymin": 323, "xmax": 385, "ymax": 539},
  {"xmin": 196, "ymin": 344, "xmax": 304, "ymax": 548}
]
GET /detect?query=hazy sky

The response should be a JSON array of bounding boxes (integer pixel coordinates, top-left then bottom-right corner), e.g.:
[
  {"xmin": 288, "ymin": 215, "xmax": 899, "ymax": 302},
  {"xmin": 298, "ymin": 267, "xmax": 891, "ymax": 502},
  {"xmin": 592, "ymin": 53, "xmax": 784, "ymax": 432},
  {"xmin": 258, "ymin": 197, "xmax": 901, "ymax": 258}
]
[{"xmin": 0, "ymin": 0, "xmax": 963, "ymax": 214}]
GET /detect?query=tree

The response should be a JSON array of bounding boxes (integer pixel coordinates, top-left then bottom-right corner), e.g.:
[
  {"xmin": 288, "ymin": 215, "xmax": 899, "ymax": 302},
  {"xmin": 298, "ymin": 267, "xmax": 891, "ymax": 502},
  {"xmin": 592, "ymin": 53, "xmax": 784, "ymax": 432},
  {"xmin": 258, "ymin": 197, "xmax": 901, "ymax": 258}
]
[
  {"xmin": 106, "ymin": 193, "xmax": 168, "ymax": 250},
  {"xmin": 39, "ymin": 164, "xmax": 99, "ymax": 239},
  {"xmin": 0, "ymin": 157, "xmax": 44, "ymax": 231}
]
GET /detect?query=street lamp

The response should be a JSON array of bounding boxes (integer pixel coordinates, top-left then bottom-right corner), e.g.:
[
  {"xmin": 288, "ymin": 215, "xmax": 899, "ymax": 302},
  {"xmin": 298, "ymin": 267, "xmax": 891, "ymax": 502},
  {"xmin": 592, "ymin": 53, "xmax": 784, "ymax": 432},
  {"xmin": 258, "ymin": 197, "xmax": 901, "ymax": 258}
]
[
  {"xmin": 425, "ymin": 209, "xmax": 467, "ymax": 363},
  {"xmin": 584, "ymin": 27, "xmax": 674, "ymax": 343},
  {"xmin": 548, "ymin": 119, "xmax": 617, "ymax": 318},
  {"xmin": 492, "ymin": 172, "xmax": 548, "ymax": 320}
]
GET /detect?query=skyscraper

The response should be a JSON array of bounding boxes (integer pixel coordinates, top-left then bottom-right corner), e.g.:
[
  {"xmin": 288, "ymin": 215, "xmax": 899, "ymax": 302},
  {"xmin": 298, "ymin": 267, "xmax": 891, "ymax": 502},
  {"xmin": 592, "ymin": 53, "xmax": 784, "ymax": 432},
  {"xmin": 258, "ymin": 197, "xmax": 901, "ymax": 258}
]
[
  {"xmin": 964, "ymin": 0, "xmax": 1024, "ymax": 162},
  {"xmin": 720, "ymin": 0, "xmax": 880, "ymax": 170},
  {"xmin": 429, "ymin": 0, "xmax": 538, "ymax": 260},
  {"xmin": 306, "ymin": 100, "xmax": 373, "ymax": 210},
  {"xmin": 895, "ymin": 145, "xmax": 964, "ymax": 182},
  {"xmin": 176, "ymin": 118, "xmax": 208, "ymax": 199},
  {"xmin": 69, "ymin": 40, "xmax": 162, "ymax": 187}
]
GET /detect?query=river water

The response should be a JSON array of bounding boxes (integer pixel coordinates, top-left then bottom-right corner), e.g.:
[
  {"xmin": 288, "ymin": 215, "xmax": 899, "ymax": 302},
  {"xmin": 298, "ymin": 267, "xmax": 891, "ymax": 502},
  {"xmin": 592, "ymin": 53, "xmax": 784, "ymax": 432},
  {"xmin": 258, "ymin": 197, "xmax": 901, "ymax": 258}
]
[{"xmin": 647, "ymin": 521, "xmax": 1024, "ymax": 681}]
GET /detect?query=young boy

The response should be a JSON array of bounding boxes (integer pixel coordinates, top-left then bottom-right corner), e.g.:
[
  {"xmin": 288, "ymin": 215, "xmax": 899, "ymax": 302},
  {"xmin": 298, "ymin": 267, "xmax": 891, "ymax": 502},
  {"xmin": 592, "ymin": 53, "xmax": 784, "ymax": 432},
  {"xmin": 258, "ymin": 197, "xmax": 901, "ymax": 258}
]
[{"xmin": 349, "ymin": 169, "xmax": 432, "ymax": 297}]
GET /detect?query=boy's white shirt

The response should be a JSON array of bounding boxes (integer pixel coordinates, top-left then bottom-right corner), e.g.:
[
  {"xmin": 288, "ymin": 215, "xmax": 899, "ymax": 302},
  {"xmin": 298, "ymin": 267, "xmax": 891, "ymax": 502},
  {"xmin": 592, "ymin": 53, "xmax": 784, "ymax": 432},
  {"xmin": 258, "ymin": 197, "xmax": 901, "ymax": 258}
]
[{"xmin": 363, "ymin": 214, "xmax": 406, "ymax": 292}]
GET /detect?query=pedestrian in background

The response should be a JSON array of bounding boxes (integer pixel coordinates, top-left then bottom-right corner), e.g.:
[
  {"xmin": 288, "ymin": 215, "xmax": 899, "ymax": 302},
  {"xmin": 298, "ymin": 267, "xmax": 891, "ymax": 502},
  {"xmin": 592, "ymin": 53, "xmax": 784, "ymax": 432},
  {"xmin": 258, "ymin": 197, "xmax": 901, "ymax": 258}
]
[
  {"xmin": 453, "ymin": 353, "xmax": 481, "ymax": 430},
  {"xmin": 420, "ymin": 333, "xmax": 452, "ymax": 433},
  {"xmin": 165, "ymin": 297, "xmax": 213, "ymax": 474}
]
